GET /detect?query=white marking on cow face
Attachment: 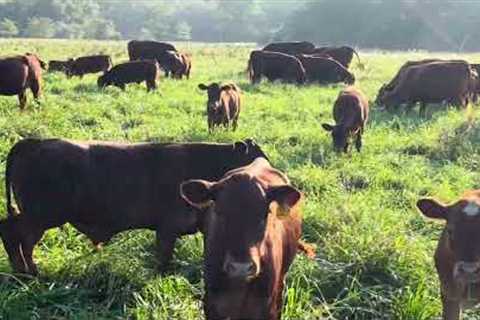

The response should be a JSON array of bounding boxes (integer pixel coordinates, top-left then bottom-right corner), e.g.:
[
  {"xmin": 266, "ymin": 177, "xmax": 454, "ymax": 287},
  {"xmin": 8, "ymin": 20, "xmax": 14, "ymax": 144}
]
[{"xmin": 463, "ymin": 202, "xmax": 480, "ymax": 217}]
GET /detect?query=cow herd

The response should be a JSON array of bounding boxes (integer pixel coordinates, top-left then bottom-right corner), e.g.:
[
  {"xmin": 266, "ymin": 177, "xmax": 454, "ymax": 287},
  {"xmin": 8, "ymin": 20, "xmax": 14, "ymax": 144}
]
[{"xmin": 0, "ymin": 40, "xmax": 480, "ymax": 319}]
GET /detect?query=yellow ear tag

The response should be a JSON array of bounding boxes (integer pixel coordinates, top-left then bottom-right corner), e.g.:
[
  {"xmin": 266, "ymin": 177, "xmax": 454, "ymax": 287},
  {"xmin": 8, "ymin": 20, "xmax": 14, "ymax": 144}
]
[{"xmin": 276, "ymin": 203, "xmax": 291, "ymax": 218}]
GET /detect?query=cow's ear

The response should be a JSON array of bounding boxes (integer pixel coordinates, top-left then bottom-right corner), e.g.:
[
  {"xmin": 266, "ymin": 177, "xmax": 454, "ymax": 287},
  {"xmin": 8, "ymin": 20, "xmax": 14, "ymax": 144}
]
[
  {"xmin": 198, "ymin": 83, "xmax": 208, "ymax": 90},
  {"xmin": 322, "ymin": 123, "xmax": 334, "ymax": 131},
  {"xmin": 180, "ymin": 179, "xmax": 215, "ymax": 209},
  {"xmin": 417, "ymin": 198, "xmax": 448, "ymax": 220},
  {"xmin": 234, "ymin": 140, "xmax": 249, "ymax": 154},
  {"xmin": 267, "ymin": 185, "xmax": 302, "ymax": 217}
]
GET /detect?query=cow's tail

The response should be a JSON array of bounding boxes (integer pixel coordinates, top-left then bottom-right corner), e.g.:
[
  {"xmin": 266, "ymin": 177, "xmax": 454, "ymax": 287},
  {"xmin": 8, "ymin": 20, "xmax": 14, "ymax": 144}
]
[
  {"xmin": 352, "ymin": 48, "xmax": 364, "ymax": 70},
  {"xmin": 107, "ymin": 56, "xmax": 113, "ymax": 71}
]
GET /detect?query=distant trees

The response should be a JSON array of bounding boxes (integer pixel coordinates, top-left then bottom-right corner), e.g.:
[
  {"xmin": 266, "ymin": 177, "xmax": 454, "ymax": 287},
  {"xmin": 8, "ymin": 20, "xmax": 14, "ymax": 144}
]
[
  {"xmin": 0, "ymin": 0, "xmax": 480, "ymax": 50},
  {"xmin": 0, "ymin": 18, "xmax": 18, "ymax": 37}
]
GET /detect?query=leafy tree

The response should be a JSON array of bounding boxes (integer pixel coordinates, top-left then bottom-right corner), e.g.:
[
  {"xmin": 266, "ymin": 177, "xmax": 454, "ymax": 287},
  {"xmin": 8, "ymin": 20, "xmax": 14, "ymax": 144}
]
[
  {"xmin": 174, "ymin": 21, "xmax": 192, "ymax": 41},
  {"xmin": 0, "ymin": 18, "xmax": 18, "ymax": 37},
  {"xmin": 24, "ymin": 16, "xmax": 56, "ymax": 38}
]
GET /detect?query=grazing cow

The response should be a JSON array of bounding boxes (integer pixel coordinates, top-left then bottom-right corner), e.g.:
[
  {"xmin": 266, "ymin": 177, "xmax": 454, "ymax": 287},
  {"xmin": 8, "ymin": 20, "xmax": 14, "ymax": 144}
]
[
  {"xmin": 296, "ymin": 55, "xmax": 355, "ymax": 85},
  {"xmin": 0, "ymin": 53, "xmax": 43, "ymax": 110},
  {"xmin": 127, "ymin": 40, "xmax": 177, "ymax": 77},
  {"xmin": 98, "ymin": 60, "xmax": 160, "ymax": 92},
  {"xmin": 198, "ymin": 82, "xmax": 241, "ymax": 132},
  {"xmin": 417, "ymin": 190, "xmax": 480, "ymax": 320},
  {"xmin": 172, "ymin": 52, "xmax": 192, "ymax": 79},
  {"xmin": 0, "ymin": 138, "xmax": 268, "ymax": 275},
  {"xmin": 377, "ymin": 61, "xmax": 477, "ymax": 116},
  {"xmin": 248, "ymin": 50, "xmax": 306, "ymax": 85},
  {"xmin": 262, "ymin": 41, "xmax": 315, "ymax": 55},
  {"xmin": 375, "ymin": 59, "xmax": 467, "ymax": 105},
  {"xmin": 322, "ymin": 87, "xmax": 369, "ymax": 153},
  {"xmin": 311, "ymin": 46, "xmax": 362, "ymax": 69},
  {"xmin": 67, "ymin": 55, "xmax": 112, "ymax": 78},
  {"xmin": 180, "ymin": 157, "xmax": 315, "ymax": 320},
  {"xmin": 48, "ymin": 60, "xmax": 72, "ymax": 73},
  {"xmin": 160, "ymin": 50, "xmax": 189, "ymax": 78}
]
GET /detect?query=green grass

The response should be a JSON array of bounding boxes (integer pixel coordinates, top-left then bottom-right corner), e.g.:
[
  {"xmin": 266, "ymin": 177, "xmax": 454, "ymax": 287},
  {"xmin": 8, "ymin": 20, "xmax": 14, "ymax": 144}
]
[{"xmin": 1, "ymin": 39, "xmax": 480, "ymax": 319}]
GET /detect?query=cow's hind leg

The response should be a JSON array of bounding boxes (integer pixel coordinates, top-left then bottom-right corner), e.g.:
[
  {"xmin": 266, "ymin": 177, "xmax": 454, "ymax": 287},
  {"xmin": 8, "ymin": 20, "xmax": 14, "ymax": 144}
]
[
  {"xmin": 18, "ymin": 92, "xmax": 27, "ymax": 110},
  {"xmin": 0, "ymin": 218, "xmax": 29, "ymax": 274},
  {"xmin": 156, "ymin": 230, "xmax": 178, "ymax": 272},
  {"xmin": 20, "ymin": 224, "xmax": 45, "ymax": 276},
  {"xmin": 355, "ymin": 133, "xmax": 362, "ymax": 152}
]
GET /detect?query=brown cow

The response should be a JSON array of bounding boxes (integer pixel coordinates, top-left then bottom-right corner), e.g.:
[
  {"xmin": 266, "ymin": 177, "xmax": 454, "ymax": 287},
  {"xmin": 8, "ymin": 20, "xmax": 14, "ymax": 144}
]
[
  {"xmin": 198, "ymin": 82, "xmax": 241, "ymax": 132},
  {"xmin": 0, "ymin": 138, "xmax": 268, "ymax": 275},
  {"xmin": 322, "ymin": 87, "xmax": 369, "ymax": 153},
  {"xmin": 262, "ymin": 41, "xmax": 315, "ymax": 55},
  {"xmin": 98, "ymin": 60, "xmax": 160, "ymax": 92},
  {"xmin": 417, "ymin": 190, "xmax": 480, "ymax": 320},
  {"xmin": 128, "ymin": 40, "xmax": 177, "ymax": 77},
  {"xmin": 180, "ymin": 157, "xmax": 314, "ymax": 320},
  {"xmin": 312, "ymin": 46, "xmax": 362, "ymax": 69},
  {"xmin": 248, "ymin": 50, "xmax": 306, "ymax": 85},
  {"xmin": 67, "ymin": 55, "xmax": 112, "ymax": 78},
  {"xmin": 172, "ymin": 52, "xmax": 192, "ymax": 79},
  {"xmin": 296, "ymin": 54, "xmax": 355, "ymax": 85},
  {"xmin": 377, "ymin": 61, "xmax": 476, "ymax": 116},
  {"xmin": 0, "ymin": 53, "xmax": 44, "ymax": 110}
]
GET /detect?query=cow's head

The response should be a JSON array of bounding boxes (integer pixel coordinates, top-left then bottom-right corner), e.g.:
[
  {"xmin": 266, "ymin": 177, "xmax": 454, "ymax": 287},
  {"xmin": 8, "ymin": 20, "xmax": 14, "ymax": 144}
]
[
  {"xmin": 418, "ymin": 193, "xmax": 480, "ymax": 284},
  {"xmin": 233, "ymin": 139, "xmax": 269, "ymax": 163},
  {"xmin": 180, "ymin": 172, "xmax": 301, "ymax": 281},
  {"xmin": 97, "ymin": 73, "xmax": 109, "ymax": 88},
  {"xmin": 344, "ymin": 72, "xmax": 355, "ymax": 85},
  {"xmin": 25, "ymin": 52, "xmax": 46, "ymax": 70},
  {"xmin": 322, "ymin": 123, "xmax": 348, "ymax": 152},
  {"xmin": 199, "ymin": 83, "xmax": 225, "ymax": 110}
]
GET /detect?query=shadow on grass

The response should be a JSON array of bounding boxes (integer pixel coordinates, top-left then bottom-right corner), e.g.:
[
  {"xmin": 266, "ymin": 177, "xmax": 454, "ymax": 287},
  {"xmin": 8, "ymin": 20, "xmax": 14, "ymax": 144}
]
[{"xmin": 73, "ymin": 83, "xmax": 101, "ymax": 94}]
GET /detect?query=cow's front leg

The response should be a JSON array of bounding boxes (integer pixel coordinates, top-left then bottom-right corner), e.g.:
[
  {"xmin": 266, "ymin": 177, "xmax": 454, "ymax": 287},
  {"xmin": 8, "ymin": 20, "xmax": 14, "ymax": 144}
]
[{"xmin": 156, "ymin": 230, "xmax": 178, "ymax": 272}]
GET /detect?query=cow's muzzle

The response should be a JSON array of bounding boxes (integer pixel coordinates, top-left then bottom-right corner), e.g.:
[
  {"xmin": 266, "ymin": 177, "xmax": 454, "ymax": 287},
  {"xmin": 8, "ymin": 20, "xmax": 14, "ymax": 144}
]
[
  {"xmin": 223, "ymin": 252, "xmax": 260, "ymax": 280},
  {"xmin": 454, "ymin": 261, "xmax": 480, "ymax": 283}
]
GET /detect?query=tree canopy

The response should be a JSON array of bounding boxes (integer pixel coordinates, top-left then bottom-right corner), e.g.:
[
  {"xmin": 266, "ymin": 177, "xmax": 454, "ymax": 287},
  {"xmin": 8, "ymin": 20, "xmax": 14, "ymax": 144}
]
[{"xmin": 0, "ymin": 0, "xmax": 479, "ymax": 51}]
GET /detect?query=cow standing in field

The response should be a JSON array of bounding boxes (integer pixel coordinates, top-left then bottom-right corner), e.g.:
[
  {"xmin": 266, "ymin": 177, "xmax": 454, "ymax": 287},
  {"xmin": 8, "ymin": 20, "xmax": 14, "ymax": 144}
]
[
  {"xmin": 67, "ymin": 55, "xmax": 112, "ymax": 78},
  {"xmin": 180, "ymin": 157, "xmax": 315, "ymax": 320},
  {"xmin": 0, "ymin": 53, "xmax": 44, "ymax": 110},
  {"xmin": 417, "ymin": 191, "xmax": 480, "ymax": 320},
  {"xmin": 127, "ymin": 40, "xmax": 178, "ymax": 77},
  {"xmin": 296, "ymin": 55, "xmax": 355, "ymax": 85},
  {"xmin": 0, "ymin": 138, "xmax": 268, "ymax": 275},
  {"xmin": 375, "ymin": 59, "xmax": 468, "ymax": 105},
  {"xmin": 322, "ymin": 87, "xmax": 369, "ymax": 153},
  {"xmin": 377, "ymin": 61, "xmax": 477, "ymax": 116},
  {"xmin": 470, "ymin": 63, "xmax": 480, "ymax": 103},
  {"xmin": 248, "ymin": 50, "xmax": 306, "ymax": 85},
  {"xmin": 262, "ymin": 41, "xmax": 315, "ymax": 55},
  {"xmin": 98, "ymin": 60, "xmax": 160, "ymax": 92},
  {"xmin": 198, "ymin": 82, "xmax": 241, "ymax": 132},
  {"xmin": 311, "ymin": 46, "xmax": 362, "ymax": 69}
]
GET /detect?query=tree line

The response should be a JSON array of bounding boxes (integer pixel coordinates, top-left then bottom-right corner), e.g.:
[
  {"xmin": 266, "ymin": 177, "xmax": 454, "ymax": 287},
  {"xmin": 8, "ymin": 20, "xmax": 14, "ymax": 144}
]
[{"xmin": 0, "ymin": 0, "xmax": 479, "ymax": 51}]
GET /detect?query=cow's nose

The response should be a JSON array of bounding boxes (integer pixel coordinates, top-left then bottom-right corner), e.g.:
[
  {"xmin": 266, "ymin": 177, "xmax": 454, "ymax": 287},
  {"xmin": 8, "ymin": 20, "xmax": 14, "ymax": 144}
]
[
  {"xmin": 457, "ymin": 262, "xmax": 480, "ymax": 274},
  {"xmin": 223, "ymin": 260, "xmax": 257, "ymax": 278}
]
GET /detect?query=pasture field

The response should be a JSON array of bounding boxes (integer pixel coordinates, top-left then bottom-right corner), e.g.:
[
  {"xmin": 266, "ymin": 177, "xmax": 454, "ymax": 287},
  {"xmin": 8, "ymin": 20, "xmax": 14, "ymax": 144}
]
[{"xmin": 1, "ymin": 39, "xmax": 480, "ymax": 320}]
